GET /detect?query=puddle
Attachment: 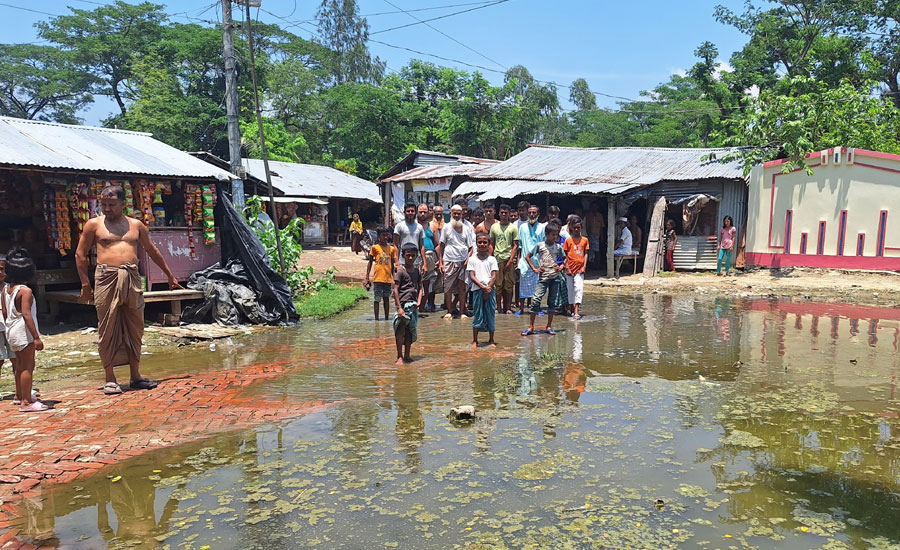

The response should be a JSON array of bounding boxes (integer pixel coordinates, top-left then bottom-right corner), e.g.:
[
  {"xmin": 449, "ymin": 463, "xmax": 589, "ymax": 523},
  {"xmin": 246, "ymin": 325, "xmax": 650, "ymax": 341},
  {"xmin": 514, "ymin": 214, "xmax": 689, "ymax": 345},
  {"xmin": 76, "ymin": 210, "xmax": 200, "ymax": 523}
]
[{"xmin": 6, "ymin": 294, "xmax": 900, "ymax": 549}]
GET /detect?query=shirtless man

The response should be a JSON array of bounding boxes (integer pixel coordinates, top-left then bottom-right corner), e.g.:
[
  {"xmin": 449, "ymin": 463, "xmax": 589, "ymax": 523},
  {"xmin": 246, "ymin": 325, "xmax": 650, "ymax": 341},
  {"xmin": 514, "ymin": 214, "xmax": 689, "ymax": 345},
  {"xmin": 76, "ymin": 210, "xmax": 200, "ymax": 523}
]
[{"xmin": 75, "ymin": 186, "xmax": 182, "ymax": 395}]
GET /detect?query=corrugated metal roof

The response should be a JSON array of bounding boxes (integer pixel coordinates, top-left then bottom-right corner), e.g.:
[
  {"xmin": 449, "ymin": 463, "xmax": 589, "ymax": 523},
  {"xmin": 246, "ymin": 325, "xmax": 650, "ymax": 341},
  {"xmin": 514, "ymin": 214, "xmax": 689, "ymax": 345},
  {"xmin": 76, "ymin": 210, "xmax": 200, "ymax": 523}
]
[
  {"xmin": 378, "ymin": 149, "xmax": 499, "ymax": 180},
  {"xmin": 242, "ymin": 158, "xmax": 381, "ymax": 202},
  {"xmin": 381, "ymin": 162, "xmax": 498, "ymax": 183},
  {"xmin": 453, "ymin": 180, "xmax": 641, "ymax": 200},
  {"xmin": 0, "ymin": 116, "xmax": 236, "ymax": 181},
  {"xmin": 473, "ymin": 145, "xmax": 744, "ymax": 185}
]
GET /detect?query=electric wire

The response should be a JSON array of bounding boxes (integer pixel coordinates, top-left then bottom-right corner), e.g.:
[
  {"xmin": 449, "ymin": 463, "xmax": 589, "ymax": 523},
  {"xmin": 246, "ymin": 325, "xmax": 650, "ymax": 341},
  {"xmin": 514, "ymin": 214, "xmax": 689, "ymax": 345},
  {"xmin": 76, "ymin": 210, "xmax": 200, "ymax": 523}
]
[
  {"xmin": 380, "ymin": 0, "xmax": 507, "ymax": 71},
  {"xmin": 370, "ymin": 0, "xmax": 510, "ymax": 35}
]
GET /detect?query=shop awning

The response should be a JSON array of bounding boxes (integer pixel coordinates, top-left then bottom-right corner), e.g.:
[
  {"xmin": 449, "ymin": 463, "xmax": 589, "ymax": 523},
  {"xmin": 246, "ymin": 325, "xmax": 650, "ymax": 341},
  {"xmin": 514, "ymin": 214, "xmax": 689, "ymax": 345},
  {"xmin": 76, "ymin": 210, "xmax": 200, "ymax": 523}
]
[
  {"xmin": 452, "ymin": 180, "xmax": 642, "ymax": 200},
  {"xmin": 271, "ymin": 196, "xmax": 328, "ymax": 205}
]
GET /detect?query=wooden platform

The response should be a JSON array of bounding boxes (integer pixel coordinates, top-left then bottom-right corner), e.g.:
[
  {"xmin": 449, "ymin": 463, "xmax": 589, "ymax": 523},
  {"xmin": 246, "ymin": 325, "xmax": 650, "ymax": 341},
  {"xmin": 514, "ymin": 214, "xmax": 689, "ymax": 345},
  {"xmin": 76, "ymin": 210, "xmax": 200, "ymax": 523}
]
[{"xmin": 43, "ymin": 289, "xmax": 205, "ymax": 318}]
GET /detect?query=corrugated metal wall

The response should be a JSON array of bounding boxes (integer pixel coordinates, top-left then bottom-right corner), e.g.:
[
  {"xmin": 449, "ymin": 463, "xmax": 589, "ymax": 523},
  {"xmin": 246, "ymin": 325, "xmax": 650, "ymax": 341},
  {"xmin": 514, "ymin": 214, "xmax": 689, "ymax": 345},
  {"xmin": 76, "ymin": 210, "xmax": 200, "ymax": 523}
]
[
  {"xmin": 719, "ymin": 179, "xmax": 748, "ymax": 243},
  {"xmin": 651, "ymin": 178, "xmax": 748, "ymax": 270},
  {"xmin": 673, "ymin": 236, "xmax": 719, "ymax": 270}
]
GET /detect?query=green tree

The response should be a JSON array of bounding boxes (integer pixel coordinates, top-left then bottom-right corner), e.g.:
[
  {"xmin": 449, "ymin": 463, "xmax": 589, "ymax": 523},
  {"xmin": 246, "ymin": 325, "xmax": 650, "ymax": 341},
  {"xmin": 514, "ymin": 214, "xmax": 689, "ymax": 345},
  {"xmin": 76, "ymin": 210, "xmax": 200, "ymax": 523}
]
[
  {"xmin": 240, "ymin": 118, "xmax": 310, "ymax": 163},
  {"xmin": 566, "ymin": 109, "xmax": 637, "ymax": 148},
  {"xmin": 37, "ymin": 1, "xmax": 168, "ymax": 116},
  {"xmin": 316, "ymin": 0, "xmax": 384, "ymax": 84},
  {"xmin": 320, "ymin": 82, "xmax": 412, "ymax": 179},
  {"xmin": 111, "ymin": 23, "xmax": 237, "ymax": 154},
  {"xmin": 569, "ymin": 78, "xmax": 597, "ymax": 111},
  {"xmin": 717, "ymin": 77, "xmax": 900, "ymax": 173},
  {"xmin": 714, "ymin": 0, "xmax": 867, "ymax": 90},
  {"xmin": 850, "ymin": 0, "xmax": 900, "ymax": 109},
  {"xmin": 0, "ymin": 44, "xmax": 95, "ymax": 123}
]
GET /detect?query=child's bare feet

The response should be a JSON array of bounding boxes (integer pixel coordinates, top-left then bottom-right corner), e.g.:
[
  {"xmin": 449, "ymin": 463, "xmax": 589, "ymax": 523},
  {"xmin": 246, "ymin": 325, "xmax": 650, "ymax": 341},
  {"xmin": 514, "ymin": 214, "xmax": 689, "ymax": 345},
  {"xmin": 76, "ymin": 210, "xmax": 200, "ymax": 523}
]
[
  {"xmin": 471, "ymin": 341, "xmax": 478, "ymax": 349},
  {"xmin": 403, "ymin": 356, "xmax": 412, "ymax": 363},
  {"xmin": 488, "ymin": 340, "xmax": 496, "ymax": 346},
  {"xmin": 395, "ymin": 357, "xmax": 404, "ymax": 365}
]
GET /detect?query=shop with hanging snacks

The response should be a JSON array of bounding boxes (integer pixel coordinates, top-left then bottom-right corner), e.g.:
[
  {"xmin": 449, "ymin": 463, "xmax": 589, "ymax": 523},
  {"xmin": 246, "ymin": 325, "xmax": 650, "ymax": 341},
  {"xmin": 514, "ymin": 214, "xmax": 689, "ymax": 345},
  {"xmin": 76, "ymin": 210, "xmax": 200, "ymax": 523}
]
[{"xmin": 0, "ymin": 116, "xmax": 236, "ymax": 313}]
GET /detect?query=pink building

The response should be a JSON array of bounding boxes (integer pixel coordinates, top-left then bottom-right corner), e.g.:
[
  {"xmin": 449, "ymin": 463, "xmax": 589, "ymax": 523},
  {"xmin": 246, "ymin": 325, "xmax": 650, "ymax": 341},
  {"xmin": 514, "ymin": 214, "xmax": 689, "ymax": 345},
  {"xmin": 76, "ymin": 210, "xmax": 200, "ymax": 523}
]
[{"xmin": 746, "ymin": 147, "xmax": 900, "ymax": 271}]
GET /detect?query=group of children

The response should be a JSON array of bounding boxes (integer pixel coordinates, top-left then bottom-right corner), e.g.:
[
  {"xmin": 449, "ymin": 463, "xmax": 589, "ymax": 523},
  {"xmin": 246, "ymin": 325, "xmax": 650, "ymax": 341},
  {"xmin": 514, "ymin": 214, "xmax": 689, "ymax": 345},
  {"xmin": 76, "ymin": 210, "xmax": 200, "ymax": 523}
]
[
  {"xmin": 0, "ymin": 248, "xmax": 46, "ymax": 413},
  {"xmin": 363, "ymin": 202, "xmax": 591, "ymax": 364}
]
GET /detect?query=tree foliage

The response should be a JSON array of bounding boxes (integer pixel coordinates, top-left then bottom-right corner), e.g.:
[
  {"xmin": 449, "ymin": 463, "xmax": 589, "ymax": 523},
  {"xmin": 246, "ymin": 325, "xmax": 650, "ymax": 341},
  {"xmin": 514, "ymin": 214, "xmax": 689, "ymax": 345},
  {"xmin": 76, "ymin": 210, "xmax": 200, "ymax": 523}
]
[
  {"xmin": 0, "ymin": 44, "xmax": 95, "ymax": 122},
  {"xmin": 0, "ymin": 0, "xmax": 898, "ymax": 176},
  {"xmin": 316, "ymin": 0, "xmax": 383, "ymax": 84}
]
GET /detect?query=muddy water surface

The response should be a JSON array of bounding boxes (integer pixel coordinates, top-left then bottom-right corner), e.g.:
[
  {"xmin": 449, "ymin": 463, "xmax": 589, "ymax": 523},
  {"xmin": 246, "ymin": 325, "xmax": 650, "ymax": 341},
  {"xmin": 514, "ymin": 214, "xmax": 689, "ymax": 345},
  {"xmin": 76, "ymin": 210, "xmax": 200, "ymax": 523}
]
[{"xmin": 10, "ymin": 295, "xmax": 900, "ymax": 549}]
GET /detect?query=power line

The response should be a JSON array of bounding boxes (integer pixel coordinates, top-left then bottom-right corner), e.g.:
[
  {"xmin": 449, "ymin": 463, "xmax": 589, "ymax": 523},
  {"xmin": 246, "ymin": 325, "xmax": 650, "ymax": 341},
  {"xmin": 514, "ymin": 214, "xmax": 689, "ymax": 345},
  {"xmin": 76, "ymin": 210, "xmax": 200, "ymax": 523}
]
[
  {"xmin": 0, "ymin": 2, "xmax": 59, "ymax": 17},
  {"xmin": 380, "ymin": 0, "xmax": 507, "ymax": 71},
  {"xmin": 363, "ymin": 2, "xmax": 499, "ymax": 17},
  {"xmin": 370, "ymin": 0, "xmax": 510, "ymax": 35}
]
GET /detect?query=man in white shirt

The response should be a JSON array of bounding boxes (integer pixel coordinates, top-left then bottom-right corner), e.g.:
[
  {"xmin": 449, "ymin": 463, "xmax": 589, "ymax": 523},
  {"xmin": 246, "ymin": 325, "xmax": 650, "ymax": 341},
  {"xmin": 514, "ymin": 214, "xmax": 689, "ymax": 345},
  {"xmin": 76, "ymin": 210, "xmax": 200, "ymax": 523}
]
[
  {"xmin": 614, "ymin": 217, "xmax": 633, "ymax": 255},
  {"xmin": 439, "ymin": 205, "xmax": 475, "ymax": 319}
]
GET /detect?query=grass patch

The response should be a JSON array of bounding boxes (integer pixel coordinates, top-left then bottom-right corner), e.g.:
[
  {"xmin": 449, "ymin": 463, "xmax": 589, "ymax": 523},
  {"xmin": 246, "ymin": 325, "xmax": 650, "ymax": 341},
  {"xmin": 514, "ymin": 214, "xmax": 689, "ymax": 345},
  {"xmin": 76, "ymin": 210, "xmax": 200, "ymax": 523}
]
[{"xmin": 294, "ymin": 285, "xmax": 368, "ymax": 319}]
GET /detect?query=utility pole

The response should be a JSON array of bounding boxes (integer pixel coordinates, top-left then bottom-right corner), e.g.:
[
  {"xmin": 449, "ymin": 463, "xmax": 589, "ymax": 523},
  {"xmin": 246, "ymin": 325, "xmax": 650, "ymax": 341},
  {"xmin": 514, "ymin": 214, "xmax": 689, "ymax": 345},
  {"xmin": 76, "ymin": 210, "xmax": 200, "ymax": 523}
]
[
  {"xmin": 221, "ymin": 0, "xmax": 245, "ymax": 209},
  {"xmin": 242, "ymin": 0, "xmax": 287, "ymax": 277}
]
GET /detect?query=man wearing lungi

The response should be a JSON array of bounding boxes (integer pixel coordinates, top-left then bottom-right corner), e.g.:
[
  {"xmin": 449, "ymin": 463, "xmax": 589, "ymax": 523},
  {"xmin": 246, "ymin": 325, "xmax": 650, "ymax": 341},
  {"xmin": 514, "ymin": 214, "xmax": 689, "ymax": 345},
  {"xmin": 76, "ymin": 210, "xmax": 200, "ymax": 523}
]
[{"xmin": 75, "ymin": 186, "xmax": 183, "ymax": 395}]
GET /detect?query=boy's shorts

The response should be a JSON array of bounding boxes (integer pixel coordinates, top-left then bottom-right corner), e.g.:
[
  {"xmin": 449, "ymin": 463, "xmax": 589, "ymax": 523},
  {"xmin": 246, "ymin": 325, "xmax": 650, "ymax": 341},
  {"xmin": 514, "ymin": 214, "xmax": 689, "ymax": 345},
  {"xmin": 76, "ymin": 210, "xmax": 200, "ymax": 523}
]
[
  {"xmin": 0, "ymin": 333, "xmax": 15, "ymax": 360},
  {"xmin": 531, "ymin": 277, "xmax": 560, "ymax": 313},
  {"xmin": 372, "ymin": 282, "xmax": 392, "ymax": 301}
]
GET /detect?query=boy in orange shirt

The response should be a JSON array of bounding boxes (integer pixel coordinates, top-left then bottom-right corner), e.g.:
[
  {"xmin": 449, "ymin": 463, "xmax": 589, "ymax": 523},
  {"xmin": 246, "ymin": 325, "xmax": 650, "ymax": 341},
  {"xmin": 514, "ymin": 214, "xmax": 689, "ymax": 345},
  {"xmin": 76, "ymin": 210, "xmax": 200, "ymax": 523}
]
[
  {"xmin": 562, "ymin": 216, "xmax": 589, "ymax": 320},
  {"xmin": 365, "ymin": 227, "xmax": 398, "ymax": 320}
]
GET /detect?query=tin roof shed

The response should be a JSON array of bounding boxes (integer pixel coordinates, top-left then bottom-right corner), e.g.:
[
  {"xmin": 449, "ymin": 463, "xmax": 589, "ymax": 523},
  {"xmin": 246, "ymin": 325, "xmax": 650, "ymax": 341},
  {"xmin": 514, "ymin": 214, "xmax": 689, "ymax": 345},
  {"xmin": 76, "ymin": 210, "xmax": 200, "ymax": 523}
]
[
  {"xmin": 242, "ymin": 158, "xmax": 381, "ymax": 202},
  {"xmin": 378, "ymin": 149, "xmax": 498, "ymax": 182},
  {"xmin": 453, "ymin": 145, "xmax": 745, "ymax": 199},
  {"xmin": 0, "ymin": 116, "xmax": 236, "ymax": 181}
]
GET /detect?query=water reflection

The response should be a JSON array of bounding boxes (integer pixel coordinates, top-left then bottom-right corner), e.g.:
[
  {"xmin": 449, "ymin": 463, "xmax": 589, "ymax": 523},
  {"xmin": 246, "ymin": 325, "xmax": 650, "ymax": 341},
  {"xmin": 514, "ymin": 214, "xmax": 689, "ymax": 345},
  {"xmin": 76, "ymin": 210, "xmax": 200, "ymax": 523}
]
[{"xmin": 6, "ymin": 294, "xmax": 900, "ymax": 549}]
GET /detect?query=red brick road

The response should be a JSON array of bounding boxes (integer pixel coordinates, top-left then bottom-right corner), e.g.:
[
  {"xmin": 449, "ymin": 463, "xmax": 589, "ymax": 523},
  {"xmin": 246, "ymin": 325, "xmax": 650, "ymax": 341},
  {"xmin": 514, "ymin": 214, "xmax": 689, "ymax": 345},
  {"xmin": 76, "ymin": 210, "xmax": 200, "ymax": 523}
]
[{"xmin": 0, "ymin": 362, "xmax": 333, "ymax": 549}]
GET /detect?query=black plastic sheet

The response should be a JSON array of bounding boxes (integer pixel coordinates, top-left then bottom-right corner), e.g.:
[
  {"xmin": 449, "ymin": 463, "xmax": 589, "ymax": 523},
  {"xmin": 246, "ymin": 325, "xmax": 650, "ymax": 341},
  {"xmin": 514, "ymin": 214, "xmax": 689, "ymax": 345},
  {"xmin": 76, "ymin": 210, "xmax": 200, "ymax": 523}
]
[{"xmin": 182, "ymin": 186, "xmax": 297, "ymax": 325}]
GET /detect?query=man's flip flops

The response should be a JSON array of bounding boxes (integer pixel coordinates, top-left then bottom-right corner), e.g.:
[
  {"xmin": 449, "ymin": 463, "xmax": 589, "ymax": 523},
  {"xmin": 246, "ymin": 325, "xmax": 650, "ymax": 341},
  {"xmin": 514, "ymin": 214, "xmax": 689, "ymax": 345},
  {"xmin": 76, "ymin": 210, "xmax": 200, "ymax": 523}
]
[
  {"xmin": 130, "ymin": 378, "xmax": 159, "ymax": 390},
  {"xmin": 103, "ymin": 382, "xmax": 123, "ymax": 395},
  {"xmin": 521, "ymin": 329, "xmax": 534, "ymax": 336}
]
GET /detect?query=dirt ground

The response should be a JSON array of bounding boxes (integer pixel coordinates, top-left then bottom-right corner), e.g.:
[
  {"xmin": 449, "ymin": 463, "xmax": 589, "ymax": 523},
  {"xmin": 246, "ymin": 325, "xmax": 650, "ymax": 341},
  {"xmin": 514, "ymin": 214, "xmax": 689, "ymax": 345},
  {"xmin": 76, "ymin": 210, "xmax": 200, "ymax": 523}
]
[{"xmin": 300, "ymin": 245, "xmax": 900, "ymax": 307}]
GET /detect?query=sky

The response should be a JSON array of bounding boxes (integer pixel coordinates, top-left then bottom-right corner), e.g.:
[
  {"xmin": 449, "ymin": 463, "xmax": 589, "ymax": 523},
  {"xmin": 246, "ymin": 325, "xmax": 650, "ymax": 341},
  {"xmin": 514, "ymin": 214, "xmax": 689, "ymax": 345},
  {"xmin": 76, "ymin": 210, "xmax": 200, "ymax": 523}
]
[{"xmin": 2, "ymin": 0, "xmax": 752, "ymax": 125}]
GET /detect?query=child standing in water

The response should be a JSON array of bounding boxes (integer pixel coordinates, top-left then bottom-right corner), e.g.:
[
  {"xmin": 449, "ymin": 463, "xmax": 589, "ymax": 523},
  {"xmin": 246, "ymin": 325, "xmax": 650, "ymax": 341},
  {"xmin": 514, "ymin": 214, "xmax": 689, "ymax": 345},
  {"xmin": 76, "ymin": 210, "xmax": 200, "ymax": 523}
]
[
  {"xmin": 717, "ymin": 216, "xmax": 737, "ymax": 277},
  {"xmin": 467, "ymin": 233, "xmax": 498, "ymax": 348},
  {"xmin": 562, "ymin": 216, "xmax": 589, "ymax": 320},
  {"xmin": 365, "ymin": 227, "xmax": 398, "ymax": 320},
  {"xmin": 522, "ymin": 222, "xmax": 564, "ymax": 336},
  {"xmin": 393, "ymin": 244, "xmax": 423, "ymax": 364},
  {"xmin": 2, "ymin": 248, "xmax": 46, "ymax": 412}
]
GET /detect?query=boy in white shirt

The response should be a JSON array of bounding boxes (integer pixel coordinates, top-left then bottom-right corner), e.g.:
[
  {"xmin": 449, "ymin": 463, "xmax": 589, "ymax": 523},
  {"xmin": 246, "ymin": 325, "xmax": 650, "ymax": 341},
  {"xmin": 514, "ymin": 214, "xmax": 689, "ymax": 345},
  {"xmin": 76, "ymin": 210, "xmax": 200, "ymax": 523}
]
[{"xmin": 466, "ymin": 233, "xmax": 498, "ymax": 348}]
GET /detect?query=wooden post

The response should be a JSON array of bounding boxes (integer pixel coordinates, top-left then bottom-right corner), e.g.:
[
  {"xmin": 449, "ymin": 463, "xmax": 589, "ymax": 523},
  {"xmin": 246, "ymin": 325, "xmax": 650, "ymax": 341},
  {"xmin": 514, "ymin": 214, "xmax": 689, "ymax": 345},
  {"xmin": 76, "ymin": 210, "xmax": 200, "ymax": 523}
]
[
  {"xmin": 642, "ymin": 196, "xmax": 667, "ymax": 277},
  {"xmin": 606, "ymin": 200, "xmax": 615, "ymax": 278}
]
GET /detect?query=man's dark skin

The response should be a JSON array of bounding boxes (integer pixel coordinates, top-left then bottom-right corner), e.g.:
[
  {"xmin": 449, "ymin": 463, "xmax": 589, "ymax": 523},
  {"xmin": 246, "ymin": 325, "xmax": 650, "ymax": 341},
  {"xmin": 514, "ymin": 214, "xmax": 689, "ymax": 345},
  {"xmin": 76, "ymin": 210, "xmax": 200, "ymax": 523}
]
[{"xmin": 75, "ymin": 192, "xmax": 183, "ymax": 387}]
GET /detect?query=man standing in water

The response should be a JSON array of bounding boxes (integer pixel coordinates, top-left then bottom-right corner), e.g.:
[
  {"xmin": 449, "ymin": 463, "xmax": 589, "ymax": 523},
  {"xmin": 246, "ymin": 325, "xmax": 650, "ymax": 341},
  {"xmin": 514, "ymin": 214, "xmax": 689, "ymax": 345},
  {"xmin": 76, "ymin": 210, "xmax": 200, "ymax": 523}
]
[{"xmin": 75, "ymin": 186, "xmax": 182, "ymax": 395}]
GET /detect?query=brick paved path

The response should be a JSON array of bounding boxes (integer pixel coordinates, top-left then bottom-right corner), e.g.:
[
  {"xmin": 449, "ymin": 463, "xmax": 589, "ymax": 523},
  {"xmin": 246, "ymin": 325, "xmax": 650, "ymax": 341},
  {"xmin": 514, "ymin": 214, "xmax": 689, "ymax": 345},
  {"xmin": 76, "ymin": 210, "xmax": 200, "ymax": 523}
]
[{"xmin": 0, "ymin": 362, "xmax": 332, "ymax": 549}]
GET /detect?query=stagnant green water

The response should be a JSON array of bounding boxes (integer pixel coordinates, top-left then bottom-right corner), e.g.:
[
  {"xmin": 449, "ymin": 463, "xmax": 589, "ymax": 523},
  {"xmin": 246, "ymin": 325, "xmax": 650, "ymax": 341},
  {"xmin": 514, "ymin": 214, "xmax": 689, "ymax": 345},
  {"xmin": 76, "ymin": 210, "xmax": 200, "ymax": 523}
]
[{"xmin": 9, "ymin": 294, "xmax": 900, "ymax": 549}]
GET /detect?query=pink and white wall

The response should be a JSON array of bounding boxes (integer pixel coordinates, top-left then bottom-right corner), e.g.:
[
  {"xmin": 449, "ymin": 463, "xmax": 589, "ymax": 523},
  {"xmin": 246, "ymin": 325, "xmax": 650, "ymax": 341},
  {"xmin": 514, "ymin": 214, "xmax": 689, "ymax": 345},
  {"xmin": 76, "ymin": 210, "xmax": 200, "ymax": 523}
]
[{"xmin": 746, "ymin": 147, "xmax": 900, "ymax": 271}]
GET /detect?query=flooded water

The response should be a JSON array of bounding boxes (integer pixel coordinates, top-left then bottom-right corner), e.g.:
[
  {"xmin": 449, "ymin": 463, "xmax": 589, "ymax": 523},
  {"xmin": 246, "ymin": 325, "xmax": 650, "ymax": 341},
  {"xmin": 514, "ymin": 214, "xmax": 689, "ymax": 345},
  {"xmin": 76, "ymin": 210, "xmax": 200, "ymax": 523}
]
[{"xmin": 8, "ymin": 294, "xmax": 900, "ymax": 549}]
